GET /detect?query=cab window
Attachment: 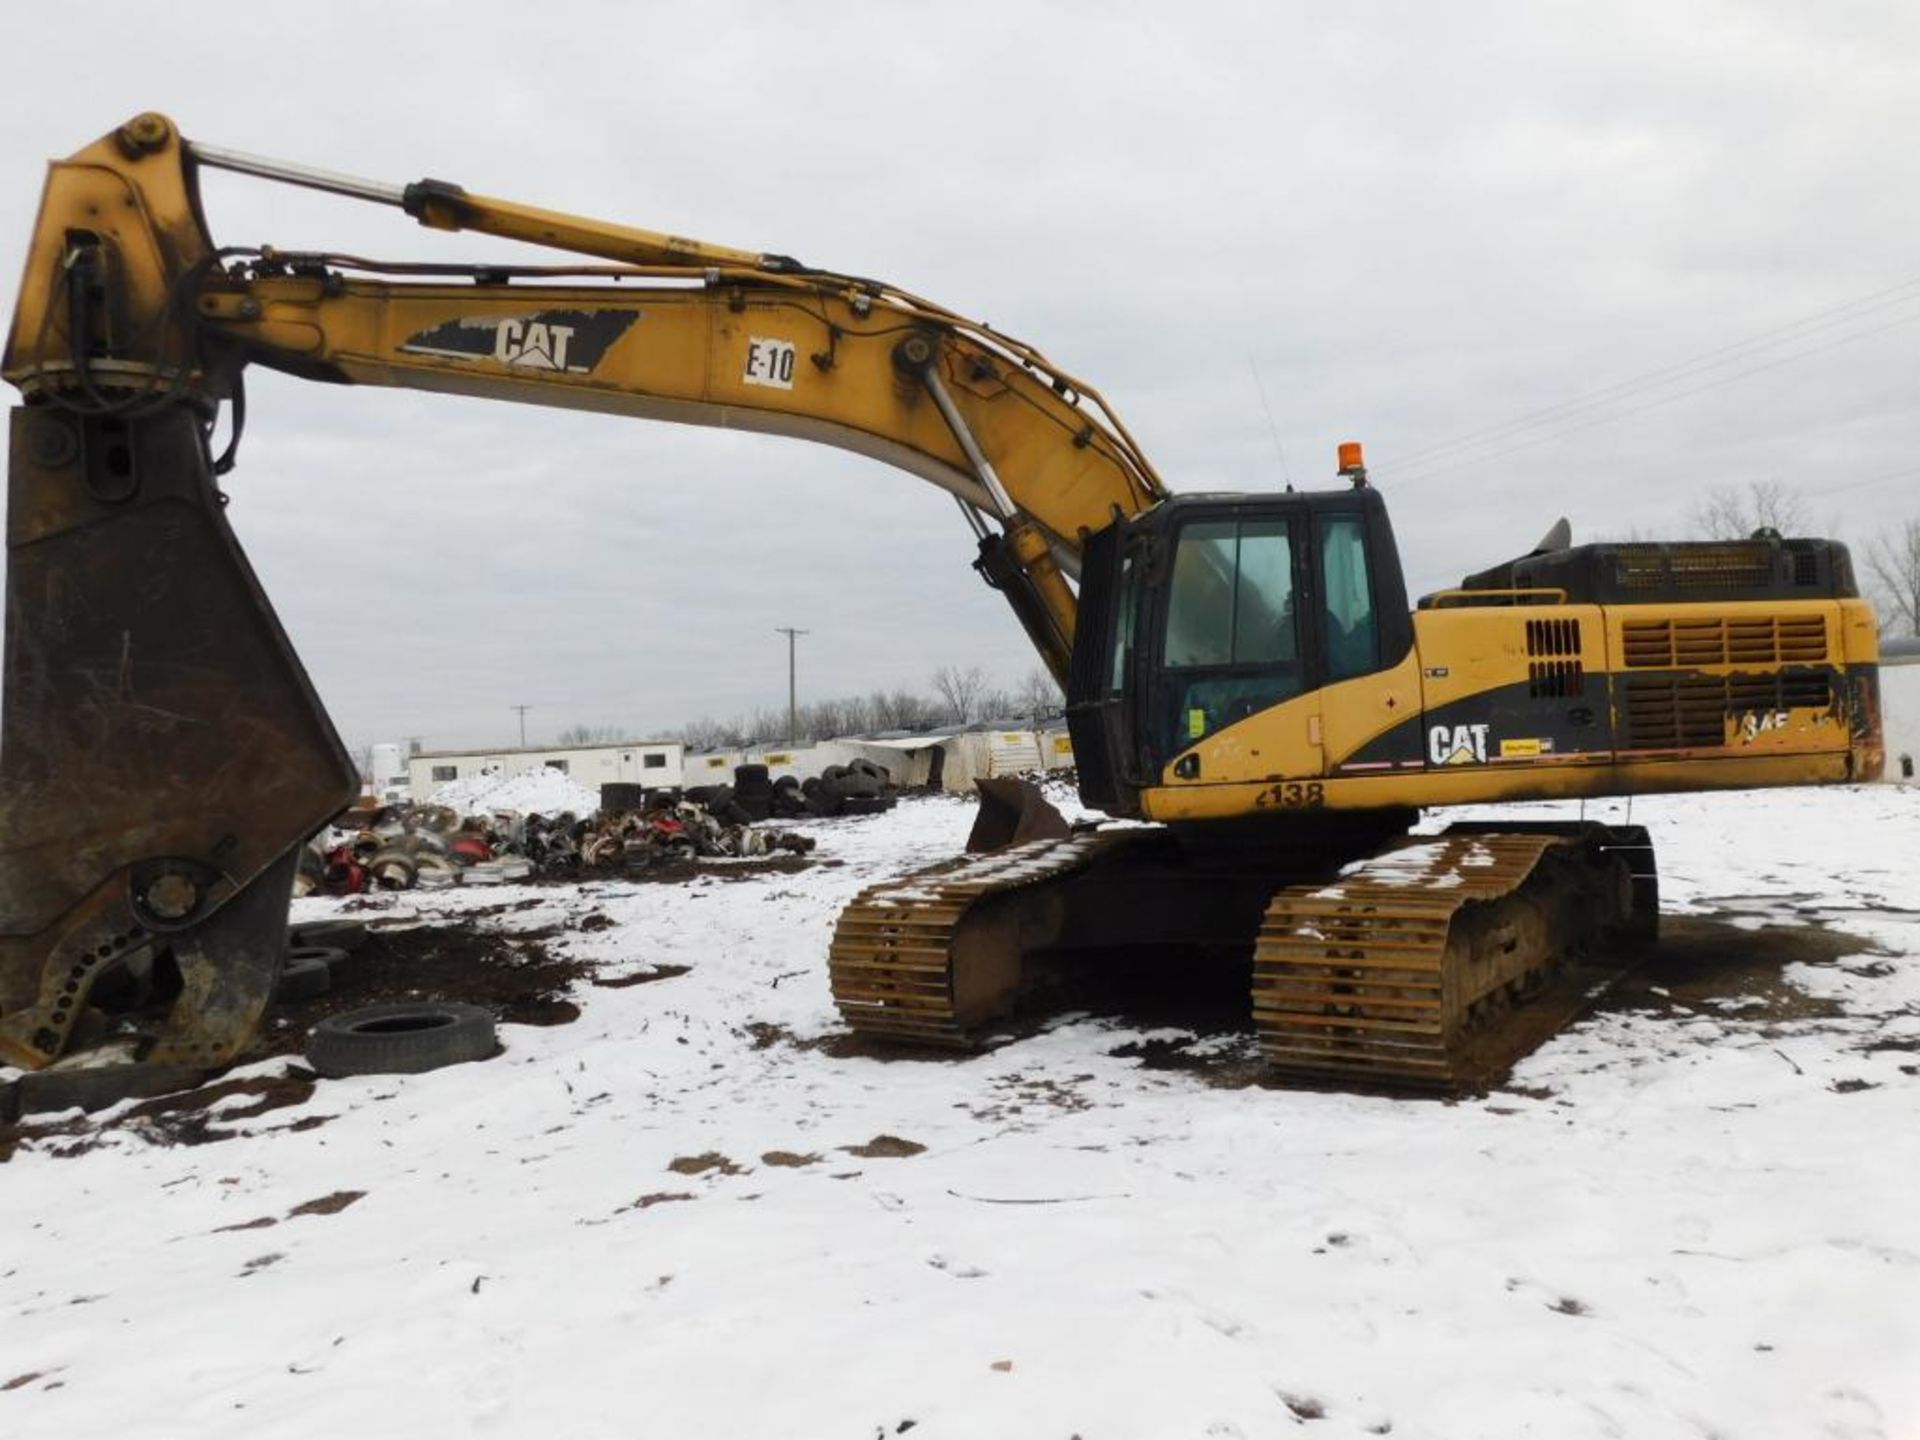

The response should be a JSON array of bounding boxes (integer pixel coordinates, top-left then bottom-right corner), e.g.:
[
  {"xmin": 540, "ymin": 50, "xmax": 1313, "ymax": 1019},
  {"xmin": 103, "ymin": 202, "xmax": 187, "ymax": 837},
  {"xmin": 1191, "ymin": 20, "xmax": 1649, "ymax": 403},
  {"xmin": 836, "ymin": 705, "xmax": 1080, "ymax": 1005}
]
[
  {"xmin": 1109, "ymin": 552, "xmax": 1139, "ymax": 695},
  {"xmin": 1318, "ymin": 513, "xmax": 1379, "ymax": 681},
  {"xmin": 1160, "ymin": 517, "xmax": 1301, "ymax": 753}
]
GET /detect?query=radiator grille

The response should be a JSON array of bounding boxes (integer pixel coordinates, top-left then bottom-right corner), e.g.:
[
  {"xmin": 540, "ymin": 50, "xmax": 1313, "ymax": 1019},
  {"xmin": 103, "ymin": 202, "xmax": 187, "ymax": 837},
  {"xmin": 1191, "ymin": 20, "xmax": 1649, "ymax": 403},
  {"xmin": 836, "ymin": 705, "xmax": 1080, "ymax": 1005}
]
[
  {"xmin": 1622, "ymin": 670, "xmax": 1833, "ymax": 750},
  {"xmin": 1621, "ymin": 614, "xmax": 1828, "ymax": 669},
  {"xmin": 1614, "ymin": 547, "xmax": 1776, "ymax": 592}
]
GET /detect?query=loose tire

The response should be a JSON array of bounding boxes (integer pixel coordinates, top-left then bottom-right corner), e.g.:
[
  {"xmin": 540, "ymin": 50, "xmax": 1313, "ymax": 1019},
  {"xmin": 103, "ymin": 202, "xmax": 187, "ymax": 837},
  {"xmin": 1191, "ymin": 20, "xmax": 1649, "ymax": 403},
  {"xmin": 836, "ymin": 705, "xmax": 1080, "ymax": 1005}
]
[
  {"xmin": 289, "ymin": 919, "xmax": 367, "ymax": 952},
  {"xmin": 290, "ymin": 943, "xmax": 353, "ymax": 975},
  {"xmin": 276, "ymin": 951, "xmax": 333, "ymax": 1002},
  {"xmin": 11, "ymin": 1062, "xmax": 207, "ymax": 1117},
  {"xmin": 414, "ymin": 850, "xmax": 461, "ymax": 888},
  {"xmin": 368, "ymin": 851, "xmax": 418, "ymax": 891},
  {"xmin": 836, "ymin": 769, "xmax": 883, "ymax": 798},
  {"xmin": 306, "ymin": 1002, "xmax": 499, "ymax": 1079}
]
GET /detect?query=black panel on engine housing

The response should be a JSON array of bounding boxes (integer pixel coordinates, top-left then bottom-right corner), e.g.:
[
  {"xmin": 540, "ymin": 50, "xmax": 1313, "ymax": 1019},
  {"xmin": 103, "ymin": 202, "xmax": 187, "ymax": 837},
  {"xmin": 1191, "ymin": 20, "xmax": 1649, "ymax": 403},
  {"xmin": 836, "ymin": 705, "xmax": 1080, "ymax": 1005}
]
[{"xmin": 1435, "ymin": 537, "xmax": 1858, "ymax": 607}]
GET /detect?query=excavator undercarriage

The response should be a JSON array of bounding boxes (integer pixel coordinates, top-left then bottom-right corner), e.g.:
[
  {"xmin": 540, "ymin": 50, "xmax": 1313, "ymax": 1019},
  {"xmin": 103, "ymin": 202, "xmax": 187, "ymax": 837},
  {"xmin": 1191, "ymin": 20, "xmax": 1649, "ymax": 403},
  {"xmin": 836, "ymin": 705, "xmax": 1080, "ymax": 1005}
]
[{"xmin": 831, "ymin": 789, "xmax": 1659, "ymax": 1091}]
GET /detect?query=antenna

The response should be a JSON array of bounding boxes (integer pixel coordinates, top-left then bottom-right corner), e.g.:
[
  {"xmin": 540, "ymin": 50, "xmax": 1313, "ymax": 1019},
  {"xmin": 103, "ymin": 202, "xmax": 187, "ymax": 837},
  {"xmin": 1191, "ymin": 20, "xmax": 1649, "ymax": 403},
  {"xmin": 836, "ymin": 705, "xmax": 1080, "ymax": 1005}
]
[{"xmin": 1247, "ymin": 357, "xmax": 1294, "ymax": 492}]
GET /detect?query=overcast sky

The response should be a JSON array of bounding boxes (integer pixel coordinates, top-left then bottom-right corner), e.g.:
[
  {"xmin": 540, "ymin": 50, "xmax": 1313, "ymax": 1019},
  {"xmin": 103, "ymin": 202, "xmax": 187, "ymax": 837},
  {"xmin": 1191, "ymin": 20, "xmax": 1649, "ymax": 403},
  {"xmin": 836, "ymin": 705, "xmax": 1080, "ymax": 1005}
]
[{"xmin": 2, "ymin": 1, "xmax": 1915, "ymax": 753}]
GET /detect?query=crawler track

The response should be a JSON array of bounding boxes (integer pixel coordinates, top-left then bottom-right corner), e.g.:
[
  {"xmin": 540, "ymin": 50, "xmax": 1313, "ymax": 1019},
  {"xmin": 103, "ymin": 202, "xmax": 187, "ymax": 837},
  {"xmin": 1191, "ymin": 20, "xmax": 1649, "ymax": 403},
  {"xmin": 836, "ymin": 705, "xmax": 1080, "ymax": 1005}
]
[
  {"xmin": 1252, "ymin": 825, "xmax": 1654, "ymax": 1088},
  {"xmin": 828, "ymin": 833, "xmax": 1120, "ymax": 1045}
]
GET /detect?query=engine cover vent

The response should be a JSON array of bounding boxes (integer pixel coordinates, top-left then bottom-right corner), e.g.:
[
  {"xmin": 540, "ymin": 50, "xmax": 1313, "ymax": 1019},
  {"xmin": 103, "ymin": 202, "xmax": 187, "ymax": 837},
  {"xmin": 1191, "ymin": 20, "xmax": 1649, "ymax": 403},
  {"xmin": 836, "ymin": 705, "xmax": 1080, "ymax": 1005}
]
[{"xmin": 1621, "ymin": 614, "xmax": 1828, "ymax": 669}]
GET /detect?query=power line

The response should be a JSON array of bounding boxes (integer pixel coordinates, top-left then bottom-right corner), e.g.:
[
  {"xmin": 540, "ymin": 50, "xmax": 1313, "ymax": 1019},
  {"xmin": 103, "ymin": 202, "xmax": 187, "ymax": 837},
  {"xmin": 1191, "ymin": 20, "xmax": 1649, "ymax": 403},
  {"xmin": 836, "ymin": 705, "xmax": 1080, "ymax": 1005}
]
[
  {"xmin": 1390, "ymin": 275, "xmax": 1920, "ymax": 471},
  {"xmin": 1799, "ymin": 461, "xmax": 1920, "ymax": 500},
  {"xmin": 1384, "ymin": 274, "xmax": 1920, "ymax": 477},
  {"xmin": 510, "ymin": 703, "xmax": 533, "ymax": 747},
  {"xmin": 1382, "ymin": 308, "xmax": 1920, "ymax": 487}
]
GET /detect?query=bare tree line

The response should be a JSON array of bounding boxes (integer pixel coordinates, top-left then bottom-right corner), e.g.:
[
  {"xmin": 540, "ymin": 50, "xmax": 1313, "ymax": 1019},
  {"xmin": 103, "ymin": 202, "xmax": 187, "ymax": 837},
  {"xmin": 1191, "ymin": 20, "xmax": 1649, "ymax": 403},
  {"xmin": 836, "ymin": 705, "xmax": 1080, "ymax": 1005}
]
[
  {"xmin": 1867, "ymin": 519, "xmax": 1920, "ymax": 638},
  {"xmin": 661, "ymin": 666, "xmax": 1065, "ymax": 751},
  {"xmin": 1686, "ymin": 479, "xmax": 1809, "ymax": 541},
  {"xmin": 1687, "ymin": 480, "xmax": 1916, "ymax": 637}
]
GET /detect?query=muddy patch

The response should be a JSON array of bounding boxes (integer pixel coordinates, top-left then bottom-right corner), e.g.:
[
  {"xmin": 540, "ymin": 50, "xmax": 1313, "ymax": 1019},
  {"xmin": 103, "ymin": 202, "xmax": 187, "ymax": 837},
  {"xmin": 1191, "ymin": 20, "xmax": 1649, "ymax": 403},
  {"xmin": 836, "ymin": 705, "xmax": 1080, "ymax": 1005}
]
[
  {"xmin": 621, "ymin": 1191, "xmax": 695, "ymax": 1212},
  {"xmin": 1, "ymin": 1070, "xmax": 323, "ymax": 1160},
  {"xmin": 1597, "ymin": 914, "xmax": 1877, "ymax": 1025},
  {"xmin": 2, "ymin": 921, "xmax": 594, "ymax": 1160},
  {"xmin": 592, "ymin": 964, "xmax": 692, "ymax": 990},
  {"xmin": 288, "ymin": 1189, "xmax": 365, "ymax": 1218},
  {"xmin": 253, "ymin": 924, "xmax": 594, "ymax": 1062},
  {"xmin": 970, "ymin": 1073, "xmax": 1100, "ymax": 1121},
  {"xmin": 124, "ymin": 1072, "xmax": 323, "ymax": 1145},
  {"xmin": 739, "ymin": 1020, "xmax": 890, "ymax": 1060},
  {"xmin": 842, "ymin": 1135, "xmax": 926, "ymax": 1159},
  {"xmin": 1107, "ymin": 1033, "xmax": 1273, "ymax": 1089}
]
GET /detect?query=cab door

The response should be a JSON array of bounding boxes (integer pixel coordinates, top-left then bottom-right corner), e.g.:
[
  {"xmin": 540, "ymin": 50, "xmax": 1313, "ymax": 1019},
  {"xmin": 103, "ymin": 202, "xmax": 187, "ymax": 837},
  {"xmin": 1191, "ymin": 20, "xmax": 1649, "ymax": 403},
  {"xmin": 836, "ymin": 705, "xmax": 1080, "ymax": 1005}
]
[
  {"xmin": 1153, "ymin": 510, "xmax": 1316, "ymax": 774},
  {"xmin": 1307, "ymin": 501, "xmax": 1422, "ymax": 778}
]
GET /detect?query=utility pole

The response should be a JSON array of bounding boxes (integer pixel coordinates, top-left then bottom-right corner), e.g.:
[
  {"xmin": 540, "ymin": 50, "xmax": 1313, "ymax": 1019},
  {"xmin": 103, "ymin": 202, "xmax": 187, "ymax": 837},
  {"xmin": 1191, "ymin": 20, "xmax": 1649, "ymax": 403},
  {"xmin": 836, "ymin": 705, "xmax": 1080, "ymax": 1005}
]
[
  {"xmin": 511, "ymin": 704, "xmax": 533, "ymax": 747},
  {"xmin": 774, "ymin": 627, "xmax": 808, "ymax": 744}
]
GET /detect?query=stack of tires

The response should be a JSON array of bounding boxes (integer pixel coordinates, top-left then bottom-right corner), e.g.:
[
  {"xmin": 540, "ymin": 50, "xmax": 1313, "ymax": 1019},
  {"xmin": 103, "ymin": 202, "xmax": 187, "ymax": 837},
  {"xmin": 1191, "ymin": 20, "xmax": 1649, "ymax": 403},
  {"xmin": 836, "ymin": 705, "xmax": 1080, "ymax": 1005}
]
[
  {"xmin": 731, "ymin": 764, "xmax": 775, "ymax": 821},
  {"xmin": 735, "ymin": 764, "xmax": 818, "ymax": 819},
  {"xmin": 769, "ymin": 773, "xmax": 810, "ymax": 818},
  {"xmin": 801, "ymin": 758, "xmax": 896, "ymax": 817}
]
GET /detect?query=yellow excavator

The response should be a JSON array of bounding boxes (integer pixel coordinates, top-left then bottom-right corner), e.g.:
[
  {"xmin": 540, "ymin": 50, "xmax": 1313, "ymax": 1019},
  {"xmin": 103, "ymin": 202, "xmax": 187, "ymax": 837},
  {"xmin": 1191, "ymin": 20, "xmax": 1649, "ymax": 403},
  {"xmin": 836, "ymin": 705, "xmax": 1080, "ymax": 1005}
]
[{"xmin": 0, "ymin": 115, "xmax": 1884, "ymax": 1093}]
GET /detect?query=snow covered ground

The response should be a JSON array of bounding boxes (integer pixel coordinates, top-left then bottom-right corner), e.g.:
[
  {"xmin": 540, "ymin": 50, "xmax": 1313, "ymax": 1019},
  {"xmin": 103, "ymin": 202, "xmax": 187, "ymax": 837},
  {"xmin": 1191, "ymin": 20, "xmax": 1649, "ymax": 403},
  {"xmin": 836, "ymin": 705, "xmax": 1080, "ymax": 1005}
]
[
  {"xmin": 413, "ymin": 766, "xmax": 605, "ymax": 817},
  {"xmin": 3, "ymin": 784, "xmax": 1917, "ymax": 1438}
]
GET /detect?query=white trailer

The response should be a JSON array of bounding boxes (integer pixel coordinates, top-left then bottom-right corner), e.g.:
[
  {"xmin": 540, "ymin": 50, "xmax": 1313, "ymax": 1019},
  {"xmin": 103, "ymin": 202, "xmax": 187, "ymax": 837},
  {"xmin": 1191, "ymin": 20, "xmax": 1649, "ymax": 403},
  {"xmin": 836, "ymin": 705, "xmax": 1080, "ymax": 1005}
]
[
  {"xmin": 410, "ymin": 740, "xmax": 685, "ymax": 800},
  {"xmin": 1882, "ymin": 640, "xmax": 1919, "ymax": 782}
]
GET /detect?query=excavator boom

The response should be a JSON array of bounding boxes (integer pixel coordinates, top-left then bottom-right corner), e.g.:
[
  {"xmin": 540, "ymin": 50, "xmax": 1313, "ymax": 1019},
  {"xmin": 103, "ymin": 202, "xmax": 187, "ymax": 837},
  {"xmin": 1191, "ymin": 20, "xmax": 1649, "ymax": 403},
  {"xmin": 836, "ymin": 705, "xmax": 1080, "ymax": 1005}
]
[{"xmin": 0, "ymin": 113, "xmax": 1162, "ymax": 1075}]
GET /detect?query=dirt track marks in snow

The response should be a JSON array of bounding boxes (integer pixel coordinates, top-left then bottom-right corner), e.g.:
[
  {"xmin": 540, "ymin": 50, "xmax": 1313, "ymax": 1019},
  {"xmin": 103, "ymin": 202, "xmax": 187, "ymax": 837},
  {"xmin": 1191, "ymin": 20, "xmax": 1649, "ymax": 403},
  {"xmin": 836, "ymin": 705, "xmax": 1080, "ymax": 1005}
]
[{"xmin": 1610, "ymin": 914, "xmax": 1877, "ymax": 1026}]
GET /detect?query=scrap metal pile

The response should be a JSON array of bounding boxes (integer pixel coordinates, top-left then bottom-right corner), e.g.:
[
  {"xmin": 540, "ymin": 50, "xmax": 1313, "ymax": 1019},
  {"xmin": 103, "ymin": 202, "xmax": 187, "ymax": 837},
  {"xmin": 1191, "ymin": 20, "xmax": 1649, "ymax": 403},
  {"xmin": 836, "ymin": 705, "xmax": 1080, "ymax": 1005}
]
[{"xmin": 300, "ymin": 794, "xmax": 817, "ymax": 896}]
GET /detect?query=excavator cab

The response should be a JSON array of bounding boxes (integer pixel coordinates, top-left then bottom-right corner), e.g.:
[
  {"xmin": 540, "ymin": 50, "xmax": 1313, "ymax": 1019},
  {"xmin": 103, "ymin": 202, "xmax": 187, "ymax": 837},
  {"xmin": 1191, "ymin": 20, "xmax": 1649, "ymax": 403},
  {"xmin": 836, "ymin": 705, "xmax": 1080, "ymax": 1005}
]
[{"xmin": 1066, "ymin": 483, "xmax": 1413, "ymax": 818}]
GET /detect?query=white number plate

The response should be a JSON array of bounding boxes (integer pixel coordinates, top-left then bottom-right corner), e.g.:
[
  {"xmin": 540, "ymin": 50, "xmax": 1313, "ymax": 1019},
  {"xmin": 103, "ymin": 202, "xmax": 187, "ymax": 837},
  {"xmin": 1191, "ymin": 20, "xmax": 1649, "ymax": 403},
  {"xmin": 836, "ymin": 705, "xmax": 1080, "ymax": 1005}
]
[{"xmin": 743, "ymin": 337, "xmax": 798, "ymax": 390}]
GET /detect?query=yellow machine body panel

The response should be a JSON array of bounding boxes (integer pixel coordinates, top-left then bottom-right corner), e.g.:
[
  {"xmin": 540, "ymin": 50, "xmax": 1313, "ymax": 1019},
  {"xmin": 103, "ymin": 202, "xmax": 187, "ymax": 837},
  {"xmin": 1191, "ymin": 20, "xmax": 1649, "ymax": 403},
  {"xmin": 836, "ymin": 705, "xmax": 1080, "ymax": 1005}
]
[{"xmin": 1142, "ymin": 595, "xmax": 1880, "ymax": 823}]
